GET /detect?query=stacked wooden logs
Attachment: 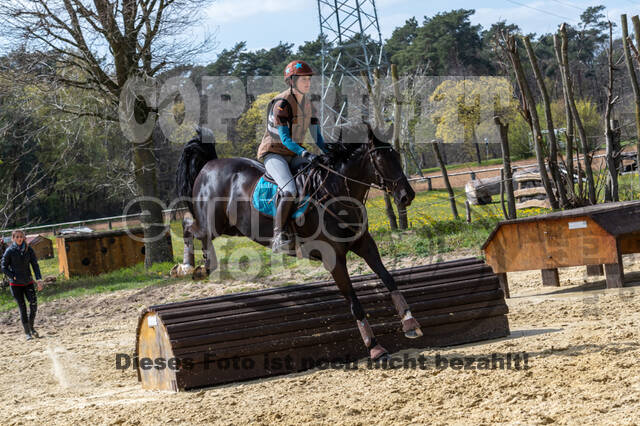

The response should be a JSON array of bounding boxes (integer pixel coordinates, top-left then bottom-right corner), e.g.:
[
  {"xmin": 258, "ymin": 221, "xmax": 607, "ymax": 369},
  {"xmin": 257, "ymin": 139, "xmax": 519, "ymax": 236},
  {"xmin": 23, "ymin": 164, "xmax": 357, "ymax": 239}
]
[{"xmin": 135, "ymin": 258, "xmax": 509, "ymax": 391}]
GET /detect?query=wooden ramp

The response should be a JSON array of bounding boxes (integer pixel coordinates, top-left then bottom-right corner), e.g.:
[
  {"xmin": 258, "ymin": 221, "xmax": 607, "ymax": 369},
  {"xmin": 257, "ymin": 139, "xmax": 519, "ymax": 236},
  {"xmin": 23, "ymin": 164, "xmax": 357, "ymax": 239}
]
[{"xmin": 135, "ymin": 258, "xmax": 510, "ymax": 391}]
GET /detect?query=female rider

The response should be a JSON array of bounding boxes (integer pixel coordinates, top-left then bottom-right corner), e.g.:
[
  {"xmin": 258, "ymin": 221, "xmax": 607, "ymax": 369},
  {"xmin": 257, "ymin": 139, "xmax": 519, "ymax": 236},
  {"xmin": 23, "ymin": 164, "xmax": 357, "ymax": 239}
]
[{"xmin": 257, "ymin": 60, "xmax": 329, "ymax": 252}]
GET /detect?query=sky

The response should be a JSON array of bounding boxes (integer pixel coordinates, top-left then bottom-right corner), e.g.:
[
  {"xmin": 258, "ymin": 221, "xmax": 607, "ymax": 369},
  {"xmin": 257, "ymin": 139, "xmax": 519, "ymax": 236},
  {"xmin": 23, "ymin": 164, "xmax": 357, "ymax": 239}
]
[{"xmin": 197, "ymin": 0, "xmax": 640, "ymax": 63}]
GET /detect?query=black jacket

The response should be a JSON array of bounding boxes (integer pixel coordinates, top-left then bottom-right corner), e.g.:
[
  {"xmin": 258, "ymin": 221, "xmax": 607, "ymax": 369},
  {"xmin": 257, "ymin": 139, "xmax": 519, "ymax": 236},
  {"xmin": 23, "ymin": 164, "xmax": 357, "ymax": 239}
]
[{"xmin": 1, "ymin": 243, "xmax": 42, "ymax": 284}]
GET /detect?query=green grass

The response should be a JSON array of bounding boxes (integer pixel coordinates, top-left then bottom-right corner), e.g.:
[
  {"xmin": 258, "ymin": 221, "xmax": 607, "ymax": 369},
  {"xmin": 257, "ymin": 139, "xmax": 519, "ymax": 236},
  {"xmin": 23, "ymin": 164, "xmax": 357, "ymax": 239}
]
[{"xmin": 0, "ymin": 261, "xmax": 177, "ymax": 311}]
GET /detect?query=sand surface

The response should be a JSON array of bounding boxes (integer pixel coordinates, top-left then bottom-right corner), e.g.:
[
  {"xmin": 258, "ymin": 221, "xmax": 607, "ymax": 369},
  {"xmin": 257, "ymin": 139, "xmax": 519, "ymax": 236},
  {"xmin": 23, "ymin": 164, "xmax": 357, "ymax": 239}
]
[{"xmin": 1, "ymin": 254, "xmax": 639, "ymax": 425}]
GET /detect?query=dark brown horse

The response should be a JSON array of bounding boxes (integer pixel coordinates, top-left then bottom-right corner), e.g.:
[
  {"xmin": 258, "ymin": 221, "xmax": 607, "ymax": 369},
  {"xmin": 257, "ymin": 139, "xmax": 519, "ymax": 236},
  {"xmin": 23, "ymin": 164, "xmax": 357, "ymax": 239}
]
[{"xmin": 175, "ymin": 124, "xmax": 421, "ymax": 359}]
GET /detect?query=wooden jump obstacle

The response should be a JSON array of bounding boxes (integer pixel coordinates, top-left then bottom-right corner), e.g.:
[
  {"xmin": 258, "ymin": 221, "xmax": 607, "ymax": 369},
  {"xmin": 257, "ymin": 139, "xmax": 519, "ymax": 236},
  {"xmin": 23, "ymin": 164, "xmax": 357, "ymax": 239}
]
[
  {"xmin": 483, "ymin": 200, "xmax": 640, "ymax": 296},
  {"xmin": 135, "ymin": 258, "xmax": 510, "ymax": 391},
  {"xmin": 56, "ymin": 228, "xmax": 172, "ymax": 278}
]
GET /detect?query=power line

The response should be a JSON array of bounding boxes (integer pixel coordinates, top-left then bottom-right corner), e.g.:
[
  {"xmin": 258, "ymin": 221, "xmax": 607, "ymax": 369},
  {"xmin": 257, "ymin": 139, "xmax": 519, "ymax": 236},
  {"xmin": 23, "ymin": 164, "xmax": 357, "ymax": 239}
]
[
  {"xmin": 548, "ymin": 0, "xmax": 583, "ymax": 11},
  {"xmin": 505, "ymin": 0, "xmax": 573, "ymax": 21}
]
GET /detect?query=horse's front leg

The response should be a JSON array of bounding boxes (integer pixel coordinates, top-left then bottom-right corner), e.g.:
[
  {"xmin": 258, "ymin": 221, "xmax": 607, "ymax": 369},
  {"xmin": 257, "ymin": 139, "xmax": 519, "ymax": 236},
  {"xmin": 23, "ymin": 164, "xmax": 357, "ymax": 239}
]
[
  {"xmin": 351, "ymin": 232, "xmax": 423, "ymax": 339},
  {"xmin": 330, "ymin": 256, "xmax": 388, "ymax": 360}
]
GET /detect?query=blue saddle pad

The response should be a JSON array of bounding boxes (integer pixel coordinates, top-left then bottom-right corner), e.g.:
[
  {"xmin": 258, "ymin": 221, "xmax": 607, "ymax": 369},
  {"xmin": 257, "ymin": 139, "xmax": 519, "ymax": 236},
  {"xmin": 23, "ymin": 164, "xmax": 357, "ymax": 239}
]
[{"xmin": 252, "ymin": 176, "xmax": 310, "ymax": 219}]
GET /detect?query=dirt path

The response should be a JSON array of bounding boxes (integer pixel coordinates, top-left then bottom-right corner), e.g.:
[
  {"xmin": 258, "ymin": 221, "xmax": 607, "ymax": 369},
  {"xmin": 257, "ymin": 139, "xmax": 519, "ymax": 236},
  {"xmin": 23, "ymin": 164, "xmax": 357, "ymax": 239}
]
[{"xmin": 1, "ymin": 254, "xmax": 639, "ymax": 425}]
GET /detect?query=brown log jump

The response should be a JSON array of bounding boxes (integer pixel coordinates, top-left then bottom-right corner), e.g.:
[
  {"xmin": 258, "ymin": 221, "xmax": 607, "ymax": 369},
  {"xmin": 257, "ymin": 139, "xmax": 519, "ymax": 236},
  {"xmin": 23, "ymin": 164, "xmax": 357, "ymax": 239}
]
[{"xmin": 135, "ymin": 258, "xmax": 510, "ymax": 391}]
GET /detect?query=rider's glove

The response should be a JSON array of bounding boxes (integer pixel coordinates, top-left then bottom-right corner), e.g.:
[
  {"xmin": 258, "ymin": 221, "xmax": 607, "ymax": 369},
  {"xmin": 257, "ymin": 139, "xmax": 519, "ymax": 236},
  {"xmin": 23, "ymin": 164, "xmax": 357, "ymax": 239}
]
[{"xmin": 301, "ymin": 150, "xmax": 319, "ymax": 164}]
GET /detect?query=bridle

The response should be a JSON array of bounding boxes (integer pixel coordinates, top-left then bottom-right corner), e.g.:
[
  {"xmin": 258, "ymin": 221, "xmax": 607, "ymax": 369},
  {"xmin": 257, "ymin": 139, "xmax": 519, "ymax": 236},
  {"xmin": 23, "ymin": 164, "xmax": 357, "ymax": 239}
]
[
  {"xmin": 366, "ymin": 145, "xmax": 405, "ymax": 195},
  {"xmin": 315, "ymin": 144, "xmax": 404, "ymax": 195}
]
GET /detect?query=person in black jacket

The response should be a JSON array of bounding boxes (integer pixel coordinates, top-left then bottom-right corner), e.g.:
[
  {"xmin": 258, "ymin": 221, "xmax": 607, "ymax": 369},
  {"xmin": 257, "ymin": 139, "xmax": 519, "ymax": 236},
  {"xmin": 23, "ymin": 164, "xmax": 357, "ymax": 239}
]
[{"xmin": 1, "ymin": 230, "xmax": 43, "ymax": 340}]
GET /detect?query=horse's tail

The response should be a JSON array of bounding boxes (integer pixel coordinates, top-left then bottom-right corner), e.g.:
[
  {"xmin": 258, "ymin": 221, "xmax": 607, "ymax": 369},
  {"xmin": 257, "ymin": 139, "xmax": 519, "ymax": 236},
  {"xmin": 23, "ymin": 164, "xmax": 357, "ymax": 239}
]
[{"xmin": 176, "ymin": 127, "xmax": 217, "ymax": 214}]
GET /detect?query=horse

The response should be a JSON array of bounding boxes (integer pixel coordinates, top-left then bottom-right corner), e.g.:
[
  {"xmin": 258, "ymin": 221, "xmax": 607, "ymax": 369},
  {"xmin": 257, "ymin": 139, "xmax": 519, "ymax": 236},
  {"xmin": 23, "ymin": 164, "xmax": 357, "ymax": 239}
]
[{"xmin": 174, "ymin": 123, "xmax": 421, "ymax": 360}]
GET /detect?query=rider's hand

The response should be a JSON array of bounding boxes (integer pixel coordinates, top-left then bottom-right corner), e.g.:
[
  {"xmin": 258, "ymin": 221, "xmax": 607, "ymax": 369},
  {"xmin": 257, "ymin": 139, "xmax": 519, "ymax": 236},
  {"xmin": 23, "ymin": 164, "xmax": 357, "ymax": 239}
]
[
  {"xmin": 302, "ymin": 150, "xmax": 319, "ymax": 164},
  {"xmin": 36, "ymin": 280, "xmax": 44, "ymax": 291}
]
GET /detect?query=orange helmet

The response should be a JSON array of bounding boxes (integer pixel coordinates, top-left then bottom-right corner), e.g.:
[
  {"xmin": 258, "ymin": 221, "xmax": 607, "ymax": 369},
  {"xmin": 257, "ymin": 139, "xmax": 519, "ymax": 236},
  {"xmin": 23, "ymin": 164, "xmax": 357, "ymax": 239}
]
[{"xmin": 284, "ymin": 60, "xmax": 314, "ymax": 82}]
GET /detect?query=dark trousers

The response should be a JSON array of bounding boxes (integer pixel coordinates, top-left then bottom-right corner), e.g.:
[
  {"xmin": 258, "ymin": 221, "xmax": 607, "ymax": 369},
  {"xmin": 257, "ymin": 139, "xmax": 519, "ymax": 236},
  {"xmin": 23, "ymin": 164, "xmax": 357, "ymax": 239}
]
[{"xmin": 10, "ymin": 284, "xmax": 37, "ymax": 331}]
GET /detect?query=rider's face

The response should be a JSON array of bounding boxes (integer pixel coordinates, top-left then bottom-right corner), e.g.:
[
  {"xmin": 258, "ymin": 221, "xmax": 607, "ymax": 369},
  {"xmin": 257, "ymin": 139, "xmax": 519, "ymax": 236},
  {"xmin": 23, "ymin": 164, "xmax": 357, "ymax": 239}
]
[{"xmin": 294, "ymin": 76, "xmax": 312, "ymax": 94}]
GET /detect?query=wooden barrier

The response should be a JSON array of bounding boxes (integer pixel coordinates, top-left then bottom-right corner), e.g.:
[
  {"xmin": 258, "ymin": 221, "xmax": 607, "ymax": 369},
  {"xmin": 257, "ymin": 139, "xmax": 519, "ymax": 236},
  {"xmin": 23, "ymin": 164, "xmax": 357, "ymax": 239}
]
[
  {"xmin": 483, "ymin": 200, "xmax": 640, "ymax": 294},
  {"xmin": 135, "ymin": 258, "xmax": 510, "ymax": 391}
]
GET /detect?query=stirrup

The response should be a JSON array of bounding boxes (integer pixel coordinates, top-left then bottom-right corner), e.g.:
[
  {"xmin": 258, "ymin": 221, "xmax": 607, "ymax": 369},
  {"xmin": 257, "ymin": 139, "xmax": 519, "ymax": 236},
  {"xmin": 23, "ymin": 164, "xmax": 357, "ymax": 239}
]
[{"xmin": 272, "ymin": 231, "xmax": 294, "ymax": 253}]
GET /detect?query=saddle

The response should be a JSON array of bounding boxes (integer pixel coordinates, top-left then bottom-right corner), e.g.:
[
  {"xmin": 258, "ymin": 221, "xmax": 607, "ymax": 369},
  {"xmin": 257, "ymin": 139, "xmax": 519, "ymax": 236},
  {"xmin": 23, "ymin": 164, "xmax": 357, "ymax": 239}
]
[{"xmin": 252, "ymin": 164, "xmax": 317, "ymax": 220}]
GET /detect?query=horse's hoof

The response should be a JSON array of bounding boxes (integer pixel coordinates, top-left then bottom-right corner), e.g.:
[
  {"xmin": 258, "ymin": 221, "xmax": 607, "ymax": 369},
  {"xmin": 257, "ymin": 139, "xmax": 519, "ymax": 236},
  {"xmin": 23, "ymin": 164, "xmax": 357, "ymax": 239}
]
[
  {"xmin": 404, "ymin": 327, "xmax": 423, "ymax": 339},
  {"xmin": 402, "ymin": 317, "xmax": 422, "ymax": 338},
  {"xmin": 171, "ymin": 263, "xmax": 195, "ymax": 278},
  {"xmin": 192, "ymin": 265, "xmax": 208, "ymax": 280},
  {"xmin": 370, "ymin": 344, "xmax": 389, "ymax": 361}
]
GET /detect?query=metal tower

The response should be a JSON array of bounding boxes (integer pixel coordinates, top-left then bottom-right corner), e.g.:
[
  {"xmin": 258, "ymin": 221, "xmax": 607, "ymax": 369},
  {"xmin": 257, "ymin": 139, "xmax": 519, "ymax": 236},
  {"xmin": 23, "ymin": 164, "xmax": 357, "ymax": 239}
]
[{"xmin": 316, "ymin": 0, "xmax": 386, "ymax": 131}]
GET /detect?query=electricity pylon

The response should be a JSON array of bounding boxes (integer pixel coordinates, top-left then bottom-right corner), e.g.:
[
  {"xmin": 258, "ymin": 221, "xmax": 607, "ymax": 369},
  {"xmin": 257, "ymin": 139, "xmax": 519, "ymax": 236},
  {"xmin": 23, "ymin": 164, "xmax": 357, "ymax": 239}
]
[{"xmin": 316, "ymin": 0, "xmax": 386, "ymax": 132}]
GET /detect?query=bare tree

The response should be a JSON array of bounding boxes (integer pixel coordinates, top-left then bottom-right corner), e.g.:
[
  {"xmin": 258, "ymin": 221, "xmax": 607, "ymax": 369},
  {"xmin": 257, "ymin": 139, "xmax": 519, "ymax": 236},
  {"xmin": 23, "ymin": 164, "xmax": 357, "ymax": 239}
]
[
  {"xmin": 1, "ymin": 0, "xmax": 214, "ymax": 266},
  {"xmin": 604, "ymin": 21, "xmax": 620, "ymax": 202},
  {"xmin": 622, "ymin": 15, "xmax": 640, "ymax": 190},
  {"xmin": 362, "ymin": 68, "xmax": 398, "ymax": 230},
  {"xmin": 500, "ymin": 31, "xmax": 559, "ymax": 210},
  {"xmin": 557, "ymin": 23, "xmax": 597, "ymax": 204},
  {"xmin": 0, "ymin": 79, "xmax": 81, "ymax": 228},
  {"xmin": 391, "ymin": 64, "xmax": 408, "ymax": 230},
  {"xmin": 522, "ymin": 35, "xmax": 569, "ymax": 208}
]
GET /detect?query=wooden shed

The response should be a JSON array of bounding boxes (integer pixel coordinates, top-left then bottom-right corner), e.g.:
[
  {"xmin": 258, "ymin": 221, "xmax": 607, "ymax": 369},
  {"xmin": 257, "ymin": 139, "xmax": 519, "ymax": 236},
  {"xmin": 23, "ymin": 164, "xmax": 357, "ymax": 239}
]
[
  {"xmin": 56, "ymin": 228, "xmax": 173, "ymax": 278},
  {"xmin": 483, "ymin": 200, "xmax": 640, "ymax": 296},
  {"xmin": 26, "ymin": 234, "xmax": 54, "ymax": 260}
]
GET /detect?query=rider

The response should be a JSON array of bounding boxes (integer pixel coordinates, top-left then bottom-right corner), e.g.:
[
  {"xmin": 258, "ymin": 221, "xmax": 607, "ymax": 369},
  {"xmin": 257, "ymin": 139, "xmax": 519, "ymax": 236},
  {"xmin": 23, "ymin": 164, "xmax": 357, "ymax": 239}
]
[{"xmin": 257, "ymin": 60, "xmax": 329, "ymax": 253}]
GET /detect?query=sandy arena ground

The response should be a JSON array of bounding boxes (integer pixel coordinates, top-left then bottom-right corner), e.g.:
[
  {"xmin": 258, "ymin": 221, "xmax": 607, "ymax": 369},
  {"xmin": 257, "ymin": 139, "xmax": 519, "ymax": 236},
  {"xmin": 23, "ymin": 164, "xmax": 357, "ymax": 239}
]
[{"xmin": 1, "ymin": 253, "xmax": 639, "ymax": 425}]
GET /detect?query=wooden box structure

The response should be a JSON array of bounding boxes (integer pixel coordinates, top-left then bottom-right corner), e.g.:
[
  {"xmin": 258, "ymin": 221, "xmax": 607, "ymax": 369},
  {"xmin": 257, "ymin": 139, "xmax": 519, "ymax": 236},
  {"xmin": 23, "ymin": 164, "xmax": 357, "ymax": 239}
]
[
  {"xmin": 26, "ymin": 234, "xmax": 54, "ymax": 260},
  {"xmin": 56, "ymin": 228, "xmax": 172, "ymax": 278},
  {"xmin": 483, "ymin": 200, "xmax": 640, "ymax": 296},
  {"xmin": 135, "ymin": 258, "xmax": 510, "ymax": 391}
]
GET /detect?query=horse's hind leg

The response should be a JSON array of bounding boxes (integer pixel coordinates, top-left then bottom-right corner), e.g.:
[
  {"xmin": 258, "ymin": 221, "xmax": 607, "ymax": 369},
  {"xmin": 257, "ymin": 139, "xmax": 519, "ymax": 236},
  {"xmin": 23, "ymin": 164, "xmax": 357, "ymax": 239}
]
[
  {"xmin": 201, "ymin": 237, "xmax": 218, "ymax": 274},
  {"xmin": 171, "ymin": 213, "xmax": 197, "ymax": 277},
  {"xmin": 182, "ymin": 213, "xmax": 196, "ymax": 267},
  {"xmin": 330, "ymin": 256, "xmax": 388, "ymax": 360},
  {"xmin": 351, "ymin": 232, "xmax": 423, "ymax": 339}
]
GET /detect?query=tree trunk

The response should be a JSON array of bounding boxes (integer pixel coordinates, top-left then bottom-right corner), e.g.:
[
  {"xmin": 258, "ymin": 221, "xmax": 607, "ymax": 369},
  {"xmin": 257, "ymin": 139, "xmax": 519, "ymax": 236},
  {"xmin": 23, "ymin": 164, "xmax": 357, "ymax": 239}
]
[
  {"xmin": 383, "ymin": 194, "xmax": 398, "ymax": 230},
  {"xmin": 553, "ymin": 35, "xmax": 575, "ymax": 197},
  {"xmin": 523, "ymin": 36, "xmax": 568, "ymax": 208},
  {"xmin": 503, "ymin": 34, "xmax": 559, "ymax": 209},
  {"xmin": 134, "ymin": 130, "xmax": 173, "ymax": 267},
  {"xmin": 432, "ymin": 142, "xmax": 459, "ymax": 220},
  {"xmin": 391, "ymin": 64, "xmax": 408, "ymax": 229},
  {"xmin": 363, "ymin": 68, "xmax": 397, "ymax": 230},
  {"xmin": 494, "ymin": 117, "xmax": 517, "ymax": 219},
  {"xmin": 472, "ymin": 127, "xmax": 482, "ymax": 164},
  {"xmin": 558, "ymin": 24, "xmax": 596, "ymax": 204},
  {"xmin": 623, "ymin": 15, "xmax": 640, "ymax": 190},
  {"xmin": 605, "ymin": 21, "xmax": 619, "ymax": 202}
]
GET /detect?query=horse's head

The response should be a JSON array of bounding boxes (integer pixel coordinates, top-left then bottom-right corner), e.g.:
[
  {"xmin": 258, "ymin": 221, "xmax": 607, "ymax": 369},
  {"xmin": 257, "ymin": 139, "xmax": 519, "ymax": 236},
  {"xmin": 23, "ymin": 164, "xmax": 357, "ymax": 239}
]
[{"xmin": 366, "ymin": 123, "xmax": 415, "ymax": 207}]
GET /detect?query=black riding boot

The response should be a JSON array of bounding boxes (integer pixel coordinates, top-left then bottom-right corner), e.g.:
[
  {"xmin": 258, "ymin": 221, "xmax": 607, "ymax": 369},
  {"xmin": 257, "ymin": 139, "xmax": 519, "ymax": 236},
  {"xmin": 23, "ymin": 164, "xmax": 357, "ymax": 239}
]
[
  {"xmin": 22, "ymin": 322, "xmax": 33, "ymax": 341},
  {"xmin": 29, "ymin": 316, "xmax": 39, "ymax": 338},
  {"xmin": 272, "ymin": 196, "xmax": 296, "ymax": 253}
]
